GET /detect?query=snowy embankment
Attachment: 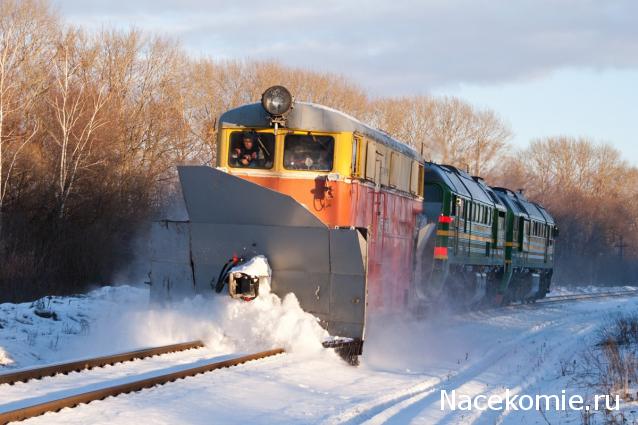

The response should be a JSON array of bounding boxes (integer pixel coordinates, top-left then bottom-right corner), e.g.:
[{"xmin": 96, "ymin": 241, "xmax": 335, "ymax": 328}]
[
  {"xmin": 0, "ymin": 281, "xmax": 327, "ymax": 370},
  {"xmin": 2, "ymin": 284, "xmax": 638, "ymax": 424}
]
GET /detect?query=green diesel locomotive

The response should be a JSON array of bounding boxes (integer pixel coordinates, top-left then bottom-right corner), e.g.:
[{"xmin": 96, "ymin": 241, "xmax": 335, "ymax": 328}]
[{"xmin": 416, "ymin": 162, "xmax": 558, "ymax": 308}]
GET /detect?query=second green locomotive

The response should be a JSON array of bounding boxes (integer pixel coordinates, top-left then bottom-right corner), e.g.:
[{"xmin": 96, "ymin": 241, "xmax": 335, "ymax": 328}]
[{"xmin": 416, "ymin": 162, "xmax": 558, "ymax": 307}]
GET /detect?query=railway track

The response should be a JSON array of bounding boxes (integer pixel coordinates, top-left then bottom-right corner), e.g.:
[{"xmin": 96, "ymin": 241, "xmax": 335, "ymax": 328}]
[
  {"xmin": 433, "ymin": 289, "xmax": 638, "ymax": 317},
  {"xmin": 0, "ymin": 342, "xmax": 284, "ymax": 424},
  {"xmin": 0, "ymin": 340, "xmax": 204, "ymax": 386},
  {"xmin": 533, "ymin": 289, "xmax": 638, "ymax": 305}
]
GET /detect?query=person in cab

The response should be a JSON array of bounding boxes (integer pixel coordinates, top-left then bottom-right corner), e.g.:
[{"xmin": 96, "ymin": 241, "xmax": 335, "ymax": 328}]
[{"xmin": 231, "ymin": 134, "xmax": 264, "ymax": 167}]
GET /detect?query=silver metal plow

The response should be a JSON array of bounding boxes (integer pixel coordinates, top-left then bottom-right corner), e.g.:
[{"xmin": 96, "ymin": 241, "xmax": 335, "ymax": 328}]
[{"xmin": 150, "ymin": 166, "xmax": 368, "ymax": 342}]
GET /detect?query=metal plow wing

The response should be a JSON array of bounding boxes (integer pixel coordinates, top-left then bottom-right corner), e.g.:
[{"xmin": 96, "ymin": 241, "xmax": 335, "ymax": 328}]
[{"xmin": 150, "ymin": 166, "xmax": 367, "ymax": 341}]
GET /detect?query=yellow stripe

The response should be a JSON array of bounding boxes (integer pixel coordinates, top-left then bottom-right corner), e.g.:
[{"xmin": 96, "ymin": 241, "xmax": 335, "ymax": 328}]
[
  {"xmin": 436, "ymin": 230, "xmax": 493, "ymax": 243},
  {"xmin": 505, "ymin": 242, "xmax": 519, "ymax": 247},
  {"xmin": 436, "ymin": 230, "xmax": 453, "ymax": 237}
]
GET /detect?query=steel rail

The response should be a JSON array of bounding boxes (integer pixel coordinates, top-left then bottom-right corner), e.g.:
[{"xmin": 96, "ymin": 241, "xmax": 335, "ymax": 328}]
[
  {"xmin": 536, "ymin": 290, "xmax": 638, "ymax": 305},
  {"xmin": 0, "ymin": 348, "xmax": 284, "ymax": 425},
  {"xmin": 0, "ymin": 340, "xmax": 204, "ymax": 386}
]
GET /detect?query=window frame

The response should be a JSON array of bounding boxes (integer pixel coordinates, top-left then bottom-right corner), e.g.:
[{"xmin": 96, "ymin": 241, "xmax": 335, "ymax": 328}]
[
  {"xmin": 227, "ymin": 130, "xmax": 276, "ymax": 170},
  {"xmin": 282, "ymin": 133, "xmax": 336, "ymax": 172}
]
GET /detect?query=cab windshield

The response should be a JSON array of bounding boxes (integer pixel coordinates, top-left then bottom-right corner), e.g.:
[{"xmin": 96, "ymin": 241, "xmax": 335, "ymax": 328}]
[
  {"xmin": 283, "ymin": 134, "xmax": 334, "ymax": 171},
  {"xmin": 228, "ymin": 131, "xmax": 275, "ymax": 169}
]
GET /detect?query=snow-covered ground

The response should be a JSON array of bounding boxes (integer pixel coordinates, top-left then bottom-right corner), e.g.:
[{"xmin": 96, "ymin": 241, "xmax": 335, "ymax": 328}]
[
  {"xmin": 549, "ymin": 285, "xmax": 637, "ymax": 297},
  {"xmin": 2, "ymin": 285, "xmax": 638, "ymax": 424}
]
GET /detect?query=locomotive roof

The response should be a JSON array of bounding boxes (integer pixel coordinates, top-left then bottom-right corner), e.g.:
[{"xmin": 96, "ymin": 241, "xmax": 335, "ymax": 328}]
[
  {"xmin": 492, "ymin": 187, "xmax": 555, "ymax": 225},
  {"xmin": 219, "ymin": 101, "xmax": 421, "ymax": 160},
  {"xmin": 532, "ymin": 203, "xmax": 555, "ymax": 225},
  {"xmin": 424, "ymin": 163, "xmax": 497, "ymax": 206},
  {"xmin": 472, "ymin": 176, "xmax": 507, "ymax": 212},
  {"xmin": 492, "ymin": 188, "xmax": 524, "ymax": 217}
]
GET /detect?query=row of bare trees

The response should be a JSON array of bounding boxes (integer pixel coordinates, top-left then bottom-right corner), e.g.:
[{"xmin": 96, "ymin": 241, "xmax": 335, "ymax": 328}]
[
  {"xmin": 0, "ymin": 0, "xmax": 635, "ymax": 301},
  {"xmin": 492, "ymin": 138, "xmax": 638, "ymax": 284}
]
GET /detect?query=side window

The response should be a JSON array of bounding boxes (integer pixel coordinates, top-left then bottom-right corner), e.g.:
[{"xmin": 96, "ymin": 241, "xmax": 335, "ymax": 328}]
[
  {"xmin": 283, "ymin": 134, "xmax": 334, "ymax": 171},
  {"xmin": 351, "ymin": 136, "xmax": 360, "ymax": 176},
  {"xmin": 229, "ymin": 132, "xmax": 275, "ymax": 169},
  {"xmin": 377, "ymin": 145, "xmax": 390, "ymax": 186},
  {"xmin": 456, "ymin": 197, "xmax": 464, "ymax": 219},
  {"xmin": 364, "ymin": 140, "xmax": 388, "ymax": 185},
  {"xmin": 390, "ymin": 151, "xmax": 401, "ymax": 188},
  {"xmin": 365, "ymin": 140, "xmax": 377, "ymax": 181}
]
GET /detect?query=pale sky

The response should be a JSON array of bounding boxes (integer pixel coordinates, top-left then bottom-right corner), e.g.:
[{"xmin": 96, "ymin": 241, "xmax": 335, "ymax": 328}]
[{"xmin": 54, "ymin": 0, "xmax": 638, "ymax": 163}]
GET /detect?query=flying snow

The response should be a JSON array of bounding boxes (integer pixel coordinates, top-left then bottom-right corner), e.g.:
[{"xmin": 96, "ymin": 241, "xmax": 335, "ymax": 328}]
[
  {"xmin": 0, "ymin": 347, "xmax": 13, "ymax": 366},
  {"xmin": 0, "ymin": 257, "xmax": 328, "ymax": 370}
]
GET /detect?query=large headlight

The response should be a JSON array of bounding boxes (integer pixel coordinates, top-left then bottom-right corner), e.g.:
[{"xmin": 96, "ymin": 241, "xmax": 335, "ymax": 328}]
[{"xmin": 261, "ymin": 85, "xmax": 293, "ymax": 116}]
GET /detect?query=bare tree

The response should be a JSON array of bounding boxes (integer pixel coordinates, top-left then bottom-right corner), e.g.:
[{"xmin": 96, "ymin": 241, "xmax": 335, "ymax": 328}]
[
  {"xmin": 46, "ymin": 30, "xmax": 109, "ymax": 217},
  {"xmin": 370, "ymin": 97, "xmax": 433, "ymax": 154},
  {"xmin": 469, "ymin": 109, "xmax": 511, "ymax": 176},
  {"xmin": 495, "ymin": 136, "xmax": 638, "ymax": 283},
  {"xmin": 0, "ymin": 0, "xmax": 55, "ymax": 231},
  {"xmin": 370, "ymin": 96, "xmax": 510, "ymax": 175}
]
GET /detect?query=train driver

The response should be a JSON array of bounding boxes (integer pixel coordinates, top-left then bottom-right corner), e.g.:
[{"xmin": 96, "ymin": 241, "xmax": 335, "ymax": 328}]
[{"xmin": 232, "ymin": 134, "xmax": 264, "ymax": 167}]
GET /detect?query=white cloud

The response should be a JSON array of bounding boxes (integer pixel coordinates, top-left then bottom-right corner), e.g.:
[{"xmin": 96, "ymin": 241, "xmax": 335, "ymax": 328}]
[{"xmin": 54, "ymin": 0, "xmax": 638, "ymax": 94}]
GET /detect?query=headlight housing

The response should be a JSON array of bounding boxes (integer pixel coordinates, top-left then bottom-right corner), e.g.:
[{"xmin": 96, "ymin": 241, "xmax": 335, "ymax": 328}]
[{"xmin": 261, "ymin": 85, "xmax": 293, "ymax": 116}]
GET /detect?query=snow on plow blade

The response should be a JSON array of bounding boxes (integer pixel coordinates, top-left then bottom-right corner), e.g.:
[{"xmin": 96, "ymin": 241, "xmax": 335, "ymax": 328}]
[{"xmin": 150, "ymin": 166, "xmax": 367, "ymax": 340}]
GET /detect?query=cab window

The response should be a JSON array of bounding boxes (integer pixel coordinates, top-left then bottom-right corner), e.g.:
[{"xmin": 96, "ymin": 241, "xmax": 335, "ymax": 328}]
[
  {"xmin": 228, "ymin": 132, "xmax": 275, "ymax": 169},
  {"xmin": 283, "ymin": 134, "xmax": 334, "ymax": 171}
]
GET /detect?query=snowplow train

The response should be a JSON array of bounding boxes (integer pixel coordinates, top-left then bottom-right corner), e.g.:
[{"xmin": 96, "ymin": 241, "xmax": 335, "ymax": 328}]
[{"xmin": 150, "ymin": 86, "xmax": 557, "ymax": 361}]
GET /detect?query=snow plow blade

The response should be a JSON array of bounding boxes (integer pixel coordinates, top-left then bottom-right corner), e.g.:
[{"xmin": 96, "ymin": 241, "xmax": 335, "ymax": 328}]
[{"xmin": 150, "ymin": 166, "xmax": 367, "ymax": 341}]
